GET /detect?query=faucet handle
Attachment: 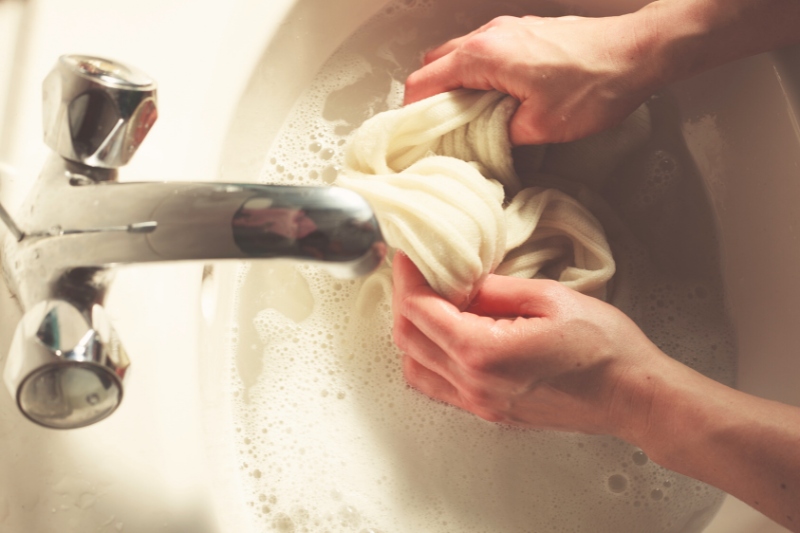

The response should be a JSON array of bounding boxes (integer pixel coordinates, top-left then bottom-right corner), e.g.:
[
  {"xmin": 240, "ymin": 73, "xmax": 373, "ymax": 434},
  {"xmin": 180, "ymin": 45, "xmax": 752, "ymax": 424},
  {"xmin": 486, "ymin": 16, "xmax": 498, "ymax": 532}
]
[{"xmin": 42, "ymin": 55, "xmax": 158, "ymax": 169}]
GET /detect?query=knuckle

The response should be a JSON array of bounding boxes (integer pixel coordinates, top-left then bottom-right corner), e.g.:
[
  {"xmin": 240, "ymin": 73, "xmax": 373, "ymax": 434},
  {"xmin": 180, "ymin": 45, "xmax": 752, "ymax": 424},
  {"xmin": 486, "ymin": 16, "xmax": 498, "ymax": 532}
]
[
  {"xmin": 422, "ymin": 49, "xmax": 439, "ymax": 64},
  {"xmin": 460, "ymin": 391, "xmax": 504, "ymax": 423},
  {"xmin": 397, "ymin": 291, "xmax": 418, "ymax": 322},
  {"xmin": 461, "ymin": 33, "xmax": 499, "ymax": 57},
  {"xmin": 392, "ymin": 318, "xmax": 412, "ymax": 352},
  {"xmin": 487, "ymin": 15, "xmax": 517, "ymax": 28},
  {"xmin": 459, "ymin": 383, "xmax": 493, "ymax": 407},
  {"xmin": 537, "ymin": 278, "xmax": 568, "ymax": 297},
  {"xmin": 401, "ymin": 355, "xmax": 422, "ymax": 382},
  {"xmin": 533, "ymin": 278, "xmax": 571, "ymax": 305},
  {"xmin": 518, "ymin": 279, "xmax": 574, "ymax": 320},
  {"xmin": 404, "ymin": 72, "xmax": 424, "ymax": 98},
  {"xmin": 476, "ymin": 410, "xmax": 504, "ymax": 423},
  {"xmin": 461, "ymin": 353, "xmax": 490, "ymax": 374},
  {"xmin": 452, "ymin": 339, "xmax": 489, "ymax": 373}
]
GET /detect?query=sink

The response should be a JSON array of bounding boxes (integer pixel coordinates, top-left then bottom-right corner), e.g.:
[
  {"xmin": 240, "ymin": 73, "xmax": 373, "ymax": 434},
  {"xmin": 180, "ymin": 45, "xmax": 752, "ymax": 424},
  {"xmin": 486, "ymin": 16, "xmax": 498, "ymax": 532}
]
[
  {"xmin": 1, "ymin": 0, "xmax": 798, "ymax": 532},
  {"xmin": 214, "ymin": 0, "xmax": 799, "ymax": 532},
  {"xmin": 0, "ymin": 0, "xmax": 297, "ymax": 531}
]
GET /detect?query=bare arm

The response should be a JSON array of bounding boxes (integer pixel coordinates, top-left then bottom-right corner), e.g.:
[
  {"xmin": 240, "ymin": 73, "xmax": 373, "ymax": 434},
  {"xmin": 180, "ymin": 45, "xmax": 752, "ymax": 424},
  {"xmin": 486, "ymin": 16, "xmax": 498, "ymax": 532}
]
[
  {"xmin": 392, "ymin": 253, "xmax": 800, "ymax": 531},
  {"xmin": 404, "ymin": 0, "xmax": 800, "ymax": 145},
  {"xmin": 635, "ymin": 357, "xmax": 800, "ymax": 531},
  {"xmin": 642, "ymin": 0, "xmax": 800, "ymax": 85}
]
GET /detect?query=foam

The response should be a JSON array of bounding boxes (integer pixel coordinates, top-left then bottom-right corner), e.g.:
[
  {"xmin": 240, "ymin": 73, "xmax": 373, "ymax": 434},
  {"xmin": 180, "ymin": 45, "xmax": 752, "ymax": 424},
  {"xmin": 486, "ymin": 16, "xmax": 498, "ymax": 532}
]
[{"xmin": 227, "ymin": 0, "xmax": 736, "ymax": 531}]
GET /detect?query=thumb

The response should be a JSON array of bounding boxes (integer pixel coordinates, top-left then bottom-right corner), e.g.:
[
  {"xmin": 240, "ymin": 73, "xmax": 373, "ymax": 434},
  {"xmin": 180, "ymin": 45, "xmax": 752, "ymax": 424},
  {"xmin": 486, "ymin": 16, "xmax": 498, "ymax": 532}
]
[
  {"xmin": 466, "ymin": 274, "xmax": 560, "ymax": 318},
  {"xmin": 508, "ymin": 98, "xmax": 551, "ymax": 146}
]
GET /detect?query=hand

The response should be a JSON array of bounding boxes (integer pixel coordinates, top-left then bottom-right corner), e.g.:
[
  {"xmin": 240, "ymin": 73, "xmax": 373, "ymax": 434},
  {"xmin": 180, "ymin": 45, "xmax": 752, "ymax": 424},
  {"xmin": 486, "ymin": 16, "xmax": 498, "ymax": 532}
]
[
  {"xmin": 391, "ymin": 252, "xmax": 674, "ymax": 440},
  {"xmin": 404, "ymin": 14, "xmax": 661, "ymax": 145}
]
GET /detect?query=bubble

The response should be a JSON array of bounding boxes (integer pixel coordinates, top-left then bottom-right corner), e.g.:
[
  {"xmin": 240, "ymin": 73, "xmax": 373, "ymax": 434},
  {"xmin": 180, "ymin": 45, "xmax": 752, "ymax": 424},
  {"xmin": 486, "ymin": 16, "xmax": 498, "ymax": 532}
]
[
  {"xmin": 339, "ymin": 505, "xmax": 362, "ymax": 527},
  {"xmin": 272, "ymin": 513, "xmax": 295, "ymax": 532},
  {"xmin": 607, "ymin": 474, "xmax": 628, "ymax": 493},
  {"xmin": 650, "ymin": 489, "xmax": 664, "ymax": 501},
  {"xmin": 321, "ymin": 165, "xmax": 340, "ymax": 184},
  {"xmin": 632, "ymin": 451, "xmax": 648, "ymax": 466}
]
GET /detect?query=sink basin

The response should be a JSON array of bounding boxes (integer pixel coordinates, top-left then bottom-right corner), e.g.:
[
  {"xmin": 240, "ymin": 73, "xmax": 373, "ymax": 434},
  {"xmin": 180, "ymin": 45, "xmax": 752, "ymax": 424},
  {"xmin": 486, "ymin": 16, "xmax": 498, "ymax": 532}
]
[{"xmin": 1, "ymin": 0, "xmax": 798, "ymax": 532}]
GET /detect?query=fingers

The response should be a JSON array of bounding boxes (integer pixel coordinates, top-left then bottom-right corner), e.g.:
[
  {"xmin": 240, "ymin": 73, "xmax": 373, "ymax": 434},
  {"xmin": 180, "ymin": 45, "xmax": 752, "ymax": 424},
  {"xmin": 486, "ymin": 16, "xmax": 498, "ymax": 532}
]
[
  {"xmin": 402, "ymin": 354, "xmax": 460, "ymax": 405},
  {"xmin": 392, "ymin": 255, "xmax": 477, "ymax": 412},
  {"xmin": 392, "ymin": 253, "xmax": 474, "ymax": 354},
  {"xmin": 403, "ymin": 52, "xmax": 465, "ymax": 105},
  {"xmin": 402, "ymin": 355, "xmax": 504, "ymax": 423},
  {"xmin": 422, "ymin": 16, "xmax": 511, "ymax": 65},
  {"xmin": 391, "ymin": 252, "xmax": 458, "ymax": 379},
  {"xmin": 393, "ymin": 310, "xmax": 458, "ymax": 383},
  {"xmin": 391, "ymin": 251, "xmax": 438, "ymax": 323},
  {"xmin": 404, "ymin": 16, "xmax": 517, "ymax": 105},
  {"xmin": 422, "ymin": 34, "xmax": 469, "ymax": 65}
]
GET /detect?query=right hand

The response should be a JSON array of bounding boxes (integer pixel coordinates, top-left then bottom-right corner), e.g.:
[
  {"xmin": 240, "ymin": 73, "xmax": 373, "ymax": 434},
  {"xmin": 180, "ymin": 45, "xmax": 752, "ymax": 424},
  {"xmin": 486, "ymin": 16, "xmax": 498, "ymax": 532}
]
[
  {"xmin": 391, "ymin": 252, "xmax": 677, "ymax": 442},
  {"xmin": 404, "ymin": 14, "xmax": 662, "ymax": 146}
]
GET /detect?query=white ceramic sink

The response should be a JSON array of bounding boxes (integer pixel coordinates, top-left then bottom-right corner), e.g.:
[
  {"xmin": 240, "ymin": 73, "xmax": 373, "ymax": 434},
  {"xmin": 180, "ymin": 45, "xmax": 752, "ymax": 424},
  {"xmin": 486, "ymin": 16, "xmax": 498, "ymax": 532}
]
[{"xmin": 1, "ymin": 0, "xmax": 798, "ymax": 532}]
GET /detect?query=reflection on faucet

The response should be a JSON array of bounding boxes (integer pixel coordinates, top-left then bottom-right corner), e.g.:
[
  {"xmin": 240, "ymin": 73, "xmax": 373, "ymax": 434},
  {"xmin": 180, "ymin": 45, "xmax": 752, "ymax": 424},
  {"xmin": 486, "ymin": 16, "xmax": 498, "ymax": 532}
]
[
  {"xmin": 0, "ymin": 55, "xmax": 385, "ymax": 429},
  {"xmin": 232, "ymin": 194, "xmax": 384, "ymax": 263},
  {"xmin": 234, "ymin": 201, "xmax": 320, "ymax": 239}
]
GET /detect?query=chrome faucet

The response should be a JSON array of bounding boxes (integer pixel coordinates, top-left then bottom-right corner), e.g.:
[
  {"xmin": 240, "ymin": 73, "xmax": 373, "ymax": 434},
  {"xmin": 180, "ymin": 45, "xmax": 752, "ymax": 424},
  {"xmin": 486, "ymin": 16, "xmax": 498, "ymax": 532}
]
[{"xmin": 0, "ymin": 55, "xmax": 385, "ymax": 430}]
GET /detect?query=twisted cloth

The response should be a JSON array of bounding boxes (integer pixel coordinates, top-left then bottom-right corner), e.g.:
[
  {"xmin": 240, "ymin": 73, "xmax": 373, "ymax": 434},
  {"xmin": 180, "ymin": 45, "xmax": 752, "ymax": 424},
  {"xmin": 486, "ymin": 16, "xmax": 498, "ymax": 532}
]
[{"xmin": 336, "ymin": 89, "xmax": 617, "ymax": 309}]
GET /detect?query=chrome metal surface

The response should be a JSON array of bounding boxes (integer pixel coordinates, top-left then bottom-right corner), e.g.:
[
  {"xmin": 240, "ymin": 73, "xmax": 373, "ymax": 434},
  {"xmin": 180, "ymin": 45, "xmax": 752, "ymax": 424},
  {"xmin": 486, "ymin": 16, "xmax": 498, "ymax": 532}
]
[
  {"xmin": 3, "ymin": 299, "xmax": 129, "ymax": 428},
  {"xmin": 42, "ymin": 55, "xmax": 157, "ymax": 168},
  {"xmin": 1, "ymin": 55, "xmax": 385, "ymax": 429}
]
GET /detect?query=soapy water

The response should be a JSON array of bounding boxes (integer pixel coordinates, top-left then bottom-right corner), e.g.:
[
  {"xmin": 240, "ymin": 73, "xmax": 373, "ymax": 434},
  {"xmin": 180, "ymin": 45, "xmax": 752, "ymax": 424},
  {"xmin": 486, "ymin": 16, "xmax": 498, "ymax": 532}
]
[{"xmin": 228, "ymin": 0, "xmax": 736, "ymax": 532}]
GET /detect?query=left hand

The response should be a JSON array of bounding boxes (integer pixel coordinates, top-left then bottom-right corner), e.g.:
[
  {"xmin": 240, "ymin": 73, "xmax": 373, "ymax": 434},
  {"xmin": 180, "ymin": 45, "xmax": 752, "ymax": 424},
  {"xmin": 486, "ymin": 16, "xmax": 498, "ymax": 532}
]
[{"xmin": 403, "ymin": 14, "xmax": 660, "ymax": 145}]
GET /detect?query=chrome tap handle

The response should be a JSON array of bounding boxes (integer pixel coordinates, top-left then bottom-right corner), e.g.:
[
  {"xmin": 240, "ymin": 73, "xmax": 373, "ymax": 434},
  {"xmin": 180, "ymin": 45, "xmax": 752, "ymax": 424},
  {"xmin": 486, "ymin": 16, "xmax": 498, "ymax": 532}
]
[
  {"xmin": 3, "ymin": 299, "xmax": 130, "ymax": 429},
  {"xmin": 42, "ymin": 55, "xmax": 157, "ymax": 168}
]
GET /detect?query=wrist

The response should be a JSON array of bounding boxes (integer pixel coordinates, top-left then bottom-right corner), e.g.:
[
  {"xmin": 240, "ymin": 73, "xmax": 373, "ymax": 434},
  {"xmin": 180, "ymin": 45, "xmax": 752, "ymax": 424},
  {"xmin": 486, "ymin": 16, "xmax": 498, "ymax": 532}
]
[
  {"xmin": 623, "ymin": 356, "xmax": 737, "ymax": 475},
  {"xmin": 614, "ymin": 1, "xmax": 712, "ymax": 91},
  {"xmin": 606, "ymin": 346, "xmax": 719, "ymax": 463},
  {"xmin": 601, "ymin": 338, "xmax": 690, "ymax": 451},
  {"xmin": 598, "ymin": 8, "xmax": 682, "ymax": 100},
  {"xmin": 633, "ymin": 0, "xmax": 800, "ymax": 86}
]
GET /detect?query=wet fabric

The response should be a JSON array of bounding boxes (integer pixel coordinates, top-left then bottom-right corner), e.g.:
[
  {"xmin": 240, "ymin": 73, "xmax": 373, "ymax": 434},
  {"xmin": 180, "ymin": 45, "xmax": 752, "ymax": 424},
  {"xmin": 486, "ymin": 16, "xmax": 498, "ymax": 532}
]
[{"xmin": 337, "ymin": 89, "xmax": 617, "ymax": 309}]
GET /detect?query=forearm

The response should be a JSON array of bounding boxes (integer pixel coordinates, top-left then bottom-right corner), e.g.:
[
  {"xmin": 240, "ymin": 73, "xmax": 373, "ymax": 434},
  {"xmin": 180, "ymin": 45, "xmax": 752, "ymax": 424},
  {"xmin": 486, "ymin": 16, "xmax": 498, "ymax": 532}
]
[
  {"xmin": 628, "ymin": 358, "xmax": 800, "ymax": 531},
  {"xmin": 633, "ymin": 0, "xmax": 800, "ymax": 87}
]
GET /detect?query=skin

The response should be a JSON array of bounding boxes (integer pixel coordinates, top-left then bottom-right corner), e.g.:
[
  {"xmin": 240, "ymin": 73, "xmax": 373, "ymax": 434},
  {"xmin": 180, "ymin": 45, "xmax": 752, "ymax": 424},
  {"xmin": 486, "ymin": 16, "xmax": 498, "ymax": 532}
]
[
  {"xmin": 396, "ymin": 0, "xmax": 800, "ymax": 529},
  {"xmin": 404, "ymin": 0, "xmax": 800, "ymax": 146}
]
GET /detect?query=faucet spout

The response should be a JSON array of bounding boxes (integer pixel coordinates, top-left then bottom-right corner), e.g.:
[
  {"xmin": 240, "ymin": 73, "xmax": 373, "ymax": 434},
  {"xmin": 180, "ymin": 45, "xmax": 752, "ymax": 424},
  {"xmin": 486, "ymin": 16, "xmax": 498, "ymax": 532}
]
[{"xmin": 7, "ymin": 156, "xmax": 384, "ymax": 306}]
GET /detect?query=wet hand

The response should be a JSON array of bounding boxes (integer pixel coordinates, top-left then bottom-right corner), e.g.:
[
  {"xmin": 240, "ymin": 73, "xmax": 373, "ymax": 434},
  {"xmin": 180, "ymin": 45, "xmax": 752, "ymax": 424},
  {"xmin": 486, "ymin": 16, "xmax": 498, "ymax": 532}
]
[
  {"xmin": 404, "ymin": 14, "xmax": 660, "ymax": 145},
  {"xmin": 391, "ymin": 252, "xmax": 673, "ymax": 439}
]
